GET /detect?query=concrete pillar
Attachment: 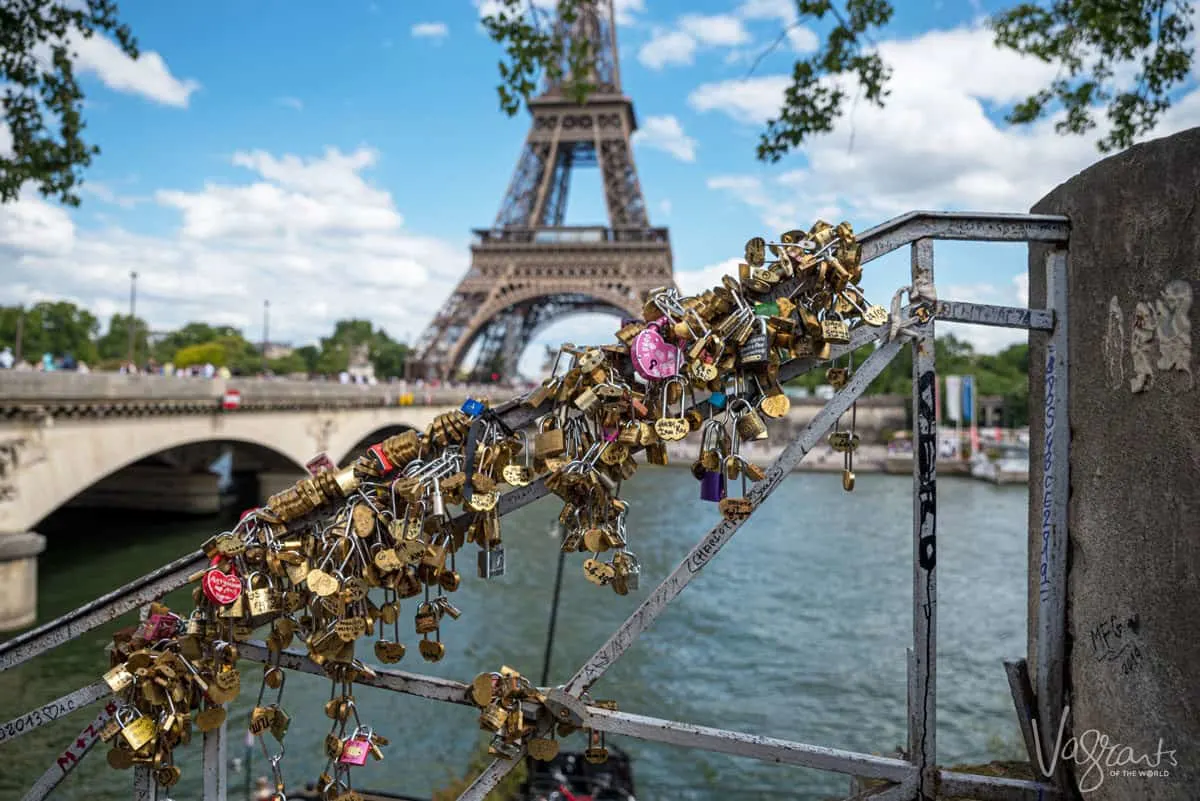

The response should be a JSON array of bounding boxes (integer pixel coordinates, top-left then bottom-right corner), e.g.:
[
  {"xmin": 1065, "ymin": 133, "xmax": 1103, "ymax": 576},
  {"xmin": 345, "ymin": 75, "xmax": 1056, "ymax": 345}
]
[
  {"xmin": 1028, "ymin": 127, "xmax": 1199, "ymax": 800},
  {"xmin": 0, "ymin": 531, "xmax": 47, "ymax": 631}
]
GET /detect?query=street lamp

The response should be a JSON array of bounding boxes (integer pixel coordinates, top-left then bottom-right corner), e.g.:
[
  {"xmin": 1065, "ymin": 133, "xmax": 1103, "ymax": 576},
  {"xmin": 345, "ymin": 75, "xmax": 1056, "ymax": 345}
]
[
  {"xmin": 128, "ymin": 271, "xmax": 138, "ymax": 367},
  {"xmin": 262, "ymin": 300, "xmax": 270, "ymax": 373}
]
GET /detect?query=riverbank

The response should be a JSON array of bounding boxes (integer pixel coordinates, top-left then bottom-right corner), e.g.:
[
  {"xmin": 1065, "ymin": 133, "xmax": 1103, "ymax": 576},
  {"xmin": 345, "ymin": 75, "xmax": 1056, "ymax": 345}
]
[{"xmin": 661, "ymin": 442, "xmax": 973, "ymax": 474}]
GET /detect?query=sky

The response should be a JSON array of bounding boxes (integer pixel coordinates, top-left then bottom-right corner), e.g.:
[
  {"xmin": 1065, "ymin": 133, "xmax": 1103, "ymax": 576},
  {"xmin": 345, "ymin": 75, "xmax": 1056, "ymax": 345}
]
[{"xmin": 1, "ymin": 0, "xmax": 1198, "ymax": 377}]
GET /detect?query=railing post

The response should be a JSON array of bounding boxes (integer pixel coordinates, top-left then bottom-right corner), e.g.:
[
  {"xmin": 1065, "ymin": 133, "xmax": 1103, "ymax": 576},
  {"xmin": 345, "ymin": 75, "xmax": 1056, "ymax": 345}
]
[
  {"xmin": 1035, "ymin": 247, "xmax": 1069, "ymax": 787},
  {"xmin": 908, "ymin": 239, "xmax": 938, "ymax": 799},
  {"xmin": 203, "ymin": 720, "xmax": 229, "ymax": 801}
]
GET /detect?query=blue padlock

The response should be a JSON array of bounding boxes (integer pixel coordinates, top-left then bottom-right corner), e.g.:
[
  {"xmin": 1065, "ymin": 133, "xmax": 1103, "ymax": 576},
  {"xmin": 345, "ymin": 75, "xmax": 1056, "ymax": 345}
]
[
  {"xmin": 709, "ymin": 391, "xmax": 727, "ymax": 410},
  {"xmin": 461, "ymin": 398, "xmax": 485, "ymax": 417}
]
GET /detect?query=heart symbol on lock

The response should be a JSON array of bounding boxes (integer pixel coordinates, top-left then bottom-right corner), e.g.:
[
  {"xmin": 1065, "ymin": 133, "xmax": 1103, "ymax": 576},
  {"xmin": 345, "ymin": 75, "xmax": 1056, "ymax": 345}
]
[
  {"xmin": 631, "ymin": 323, "xmax": 680, "ymax": 380},
  {"xmin": 201, "ymin": 560, "xmax": 242, "ymax": 605}
]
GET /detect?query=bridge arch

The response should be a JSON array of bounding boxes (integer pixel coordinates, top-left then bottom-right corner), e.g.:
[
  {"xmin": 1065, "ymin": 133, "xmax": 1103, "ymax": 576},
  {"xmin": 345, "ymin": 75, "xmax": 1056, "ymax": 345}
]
[
  {"xmin": 448, "ymin": 286, "xmax": 637, "ymax": 378},
  {"xmin": 1, "ymin": 408, "xmax": 451, "ymax": 533}
]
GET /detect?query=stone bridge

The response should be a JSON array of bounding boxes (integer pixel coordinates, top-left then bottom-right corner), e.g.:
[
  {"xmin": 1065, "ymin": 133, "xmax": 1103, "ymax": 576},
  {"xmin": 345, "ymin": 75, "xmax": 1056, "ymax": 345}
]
[{"xmin": 0, "ymin": 372, "xmax": 482, "ymax": 628}]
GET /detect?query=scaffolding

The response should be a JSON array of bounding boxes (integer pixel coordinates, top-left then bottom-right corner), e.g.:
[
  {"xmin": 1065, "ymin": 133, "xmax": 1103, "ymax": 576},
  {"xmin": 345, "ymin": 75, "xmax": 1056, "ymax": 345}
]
[{"xmin": 0, "ymin": 210, "xmax": 1071, "ymax": 801}]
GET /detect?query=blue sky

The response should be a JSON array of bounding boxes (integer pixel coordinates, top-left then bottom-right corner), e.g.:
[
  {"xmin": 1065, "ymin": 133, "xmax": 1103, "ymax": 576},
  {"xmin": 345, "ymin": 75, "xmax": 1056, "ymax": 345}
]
[{"xmin": 1, "ymin": 0, "xmax": 1197, "ymax": 375}]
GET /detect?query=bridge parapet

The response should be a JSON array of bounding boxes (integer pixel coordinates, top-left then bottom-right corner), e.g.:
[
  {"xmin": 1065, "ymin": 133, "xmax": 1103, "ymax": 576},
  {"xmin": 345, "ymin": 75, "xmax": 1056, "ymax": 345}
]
[{"xmin": 0, "ymin": 372, "xmax": 493, "ymax": 409}]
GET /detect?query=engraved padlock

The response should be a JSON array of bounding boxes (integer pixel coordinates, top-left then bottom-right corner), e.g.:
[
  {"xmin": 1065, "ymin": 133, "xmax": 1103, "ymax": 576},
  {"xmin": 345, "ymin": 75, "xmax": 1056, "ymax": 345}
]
[
  {"xmin": 246, "ymin": 571, "xmax": 279, "ymax": 619},
  {"xmin": 731, "ymin": 398, "xmax": 769, "ymax": 442},
  {"xmin": 414, "ymin": 601, "xmax": 439, "ymax": 634},
  {"xmin": 478, "ymin": 702, "xmax": 508, "ymax": 731},
  {"xmin": 477, "ymin": 545, "xmax": 506, "ymax": 579},
  {"xmin": 820, "ymin": 311, "xmax": 851, "ymax": 344},
  {"xmin": 116, "ymin": 706, "xmax": 157, "ymax": 751},
  {"xmin": 738, "ymin": 316, "xmax": 770, "ymax": 368},
  {"xmin": 338, "ymin": 727, "xmax": 371, "ymax": 766}
]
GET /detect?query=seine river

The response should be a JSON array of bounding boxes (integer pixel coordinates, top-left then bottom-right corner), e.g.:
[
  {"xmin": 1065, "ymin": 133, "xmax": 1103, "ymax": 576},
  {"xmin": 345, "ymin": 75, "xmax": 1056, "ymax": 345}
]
[{"xmin": 0, "ymin": 469, "xmax": 1030, "ymax": 801}]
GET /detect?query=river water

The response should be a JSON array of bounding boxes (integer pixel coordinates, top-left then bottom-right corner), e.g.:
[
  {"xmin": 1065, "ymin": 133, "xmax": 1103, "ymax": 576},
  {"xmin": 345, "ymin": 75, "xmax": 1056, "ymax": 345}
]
[{"xmin": 0, "ymin": 469, "xmax": 1030, "ymax": 801}]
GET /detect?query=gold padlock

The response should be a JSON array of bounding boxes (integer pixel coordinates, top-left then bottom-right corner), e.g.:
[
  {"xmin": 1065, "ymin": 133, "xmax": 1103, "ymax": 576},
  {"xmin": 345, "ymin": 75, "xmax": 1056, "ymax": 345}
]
[
  {"xmin": 116, "ymin": 708, "xmax": 157, "ymax": 751},
  {"xmin": 414, "ymin": 602, "xmax": 439, "ymax": 634},
  {"xmin": 820, "ymin": 315, "xmax": 850, "ymax": 344},
  {"xmin": 245, "ymin": 572, "xmax": 279, "ymax": 619},
  {"xmin": 533, "ymin": 416, "xmax": 565, "ymax": 459},
  {"xmin": 478, "ymin": 703, "xmax": 508, "ymax": 731}
]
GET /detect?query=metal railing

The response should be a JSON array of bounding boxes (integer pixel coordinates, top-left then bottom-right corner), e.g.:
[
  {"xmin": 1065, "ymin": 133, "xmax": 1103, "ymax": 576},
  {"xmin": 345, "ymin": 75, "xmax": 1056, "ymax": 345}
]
[{"xmin": 0, "ymin": 210, "xmax": 1071, "ymax": 801}]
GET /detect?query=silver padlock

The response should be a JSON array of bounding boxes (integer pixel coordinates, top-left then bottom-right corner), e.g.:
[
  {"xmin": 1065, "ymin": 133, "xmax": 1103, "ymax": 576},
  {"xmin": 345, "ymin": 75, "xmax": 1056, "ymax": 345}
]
[
  {"xmin": 429, "ymin": 476, "xmax": 446, "ymax": 519},
  {"xmin": 738, "ymin": 316, "xmax": 770, "ymax": 367},
  {"xmin": 477, "ymin": 545, "xmax": 506, "ymax": 579}
]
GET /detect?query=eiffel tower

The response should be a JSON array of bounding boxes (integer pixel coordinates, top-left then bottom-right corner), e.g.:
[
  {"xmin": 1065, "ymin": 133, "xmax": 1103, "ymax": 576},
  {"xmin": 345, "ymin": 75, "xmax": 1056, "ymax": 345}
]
[{"xmin": 408, "ymin": 0, "xmax": 674, "ymax": 382}]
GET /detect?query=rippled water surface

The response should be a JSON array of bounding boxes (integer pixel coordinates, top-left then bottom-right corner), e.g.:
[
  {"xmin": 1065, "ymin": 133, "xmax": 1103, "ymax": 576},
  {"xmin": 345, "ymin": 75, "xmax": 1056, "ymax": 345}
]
[{"xmin": 0, "ymin": 470, "xmax": 1030, "ymax": 801}]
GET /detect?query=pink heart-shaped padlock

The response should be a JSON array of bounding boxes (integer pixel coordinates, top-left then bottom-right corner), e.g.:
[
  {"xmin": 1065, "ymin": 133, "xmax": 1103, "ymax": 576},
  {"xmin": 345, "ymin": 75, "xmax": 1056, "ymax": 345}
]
[{"xmin": 631, "ymin": 322, "xmax": 680, "ymax": 380}]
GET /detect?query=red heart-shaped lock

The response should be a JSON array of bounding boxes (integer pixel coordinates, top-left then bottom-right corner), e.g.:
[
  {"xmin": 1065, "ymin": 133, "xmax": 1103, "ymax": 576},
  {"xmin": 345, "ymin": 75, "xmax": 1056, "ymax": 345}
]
[{"xmin": 201, "ymin": 558, "xmax": 243, "ymax": 605}]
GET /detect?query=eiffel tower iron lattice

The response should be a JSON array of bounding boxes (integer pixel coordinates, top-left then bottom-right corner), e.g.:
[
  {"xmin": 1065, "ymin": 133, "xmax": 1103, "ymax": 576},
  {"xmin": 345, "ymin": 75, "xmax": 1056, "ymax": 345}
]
[{"xmin": 408, "ymin": 0, "xmax": 675, "ymax": 382}]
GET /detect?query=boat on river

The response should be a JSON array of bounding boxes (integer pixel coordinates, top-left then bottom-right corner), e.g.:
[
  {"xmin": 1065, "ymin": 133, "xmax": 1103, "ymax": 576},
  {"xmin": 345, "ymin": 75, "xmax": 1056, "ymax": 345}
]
[{"xmin": 969, "ymin": 444, "xmax": 1030, "ymax": 485}]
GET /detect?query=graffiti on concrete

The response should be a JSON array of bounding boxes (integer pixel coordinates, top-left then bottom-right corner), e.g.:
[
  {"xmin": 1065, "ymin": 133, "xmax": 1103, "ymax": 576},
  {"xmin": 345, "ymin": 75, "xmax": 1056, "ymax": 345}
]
[
  {"xmin": 1087, "ymin": 613, "xmax": 1144, "ymax": 676},
  {"xmin": 1130, "ymin": 301, "xmax": 1157, "ymax": 393},
  {"xmin": 1103, "ymin": 296, "xmax": 1125, "ymax": 390},
  {"xmin": 1120, "ymin": 281, "xmax": 1194, "ymax": 394},
  {"xmin": 1155, "ymin": 280, "xmax": 1193, "ymax": 388}
]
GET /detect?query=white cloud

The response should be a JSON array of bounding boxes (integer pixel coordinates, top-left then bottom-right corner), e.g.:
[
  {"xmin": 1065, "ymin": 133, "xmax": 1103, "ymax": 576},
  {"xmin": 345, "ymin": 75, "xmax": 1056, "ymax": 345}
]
[
  {"xmin": 638, "ymin": 29, "xmax": 697, "ymax": 69},
  {"xmin": 0, "ymin": 147, "xmax": 467, "ymax": 347},
  {"xmin": 736, "ymin": 0, "xmax": 817, "ymax": 52},
  {"xmin": 676, "ymin": 257, "xmax": 741, "ymax": 297},
  {"xmin": 411, "ymin": 21, "xmax": 449, "ymax": 41},
  {"xmin": 276, "ymin": 96, "xmax": 303, "ymax": 111},
  {"xmin": 786, "ymin": 26, "xmax": 819, "ymax": 53},
  {"xmin": 689, "ymin": 24, "xmax": 1200, "ymax": 220},
  {"xmin": 632, "ymin": 115, "xmax": 698, "ymax": 162},
  {"xmin": 659, "ymin": 199, "xmax": 672, "ymax": 216},
  {"xmin": 72, "ymin": 34, "xmax": 200, "ymax": 107},
  {"xmin": 689, "ymin": 76, "xmax": 791, "ymax": 124},
  {"xmin": 647, "ymin": 1, "xmax": 818, "ymax": 71},
  {"xmin": 680, "ymin": 14, "xmax": 751, "ymax": 47},
  {"xmin": 614, "ymin": 0, "xmax": 645, "ymax": 26}
]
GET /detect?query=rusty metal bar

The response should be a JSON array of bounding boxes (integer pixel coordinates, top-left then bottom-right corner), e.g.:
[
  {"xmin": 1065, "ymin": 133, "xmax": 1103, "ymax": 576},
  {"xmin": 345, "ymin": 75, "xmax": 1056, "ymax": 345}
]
[
  {"xmin": 585, "ymin": 707, "xmax": 914, "ymax": 782},
  {"xmin": 858, "ymin": 211, "xmax": 1070, "ymax": 263},
  {"xmin": 908, "ymin": 239, "xmax": 938, "ymax": 800},
  {"xmin": 202, "ymin": 721, "xmax": 228, "ymax": 801},
  {"xmin": 937, "ymin": 769, "xmax": 1061, "ymax": 800},
  {"xmin": 0, "ymin": 550, "xmax": 207, "ymax": 672},
  {"xmin": 0, "ymin": 680, "xmax": 109, "ymax": 745},
  {"xmin": 1035, "ymin": 248, "xmax": 1070, "ymax": 790},
  {"xmin": 1004, "ymin": 659, "xmax": 1042, "ymax": 775},
  {"xmin": 934, "ymin": 300, "xmax": 1054, "ymax": 331},
  {"xmin": 20, "ymin": 700, "xmax": 117, "ymax": 801},
  {"xmin": 237, "ymin": 642, "xmax": 474, "ymax": 706}
]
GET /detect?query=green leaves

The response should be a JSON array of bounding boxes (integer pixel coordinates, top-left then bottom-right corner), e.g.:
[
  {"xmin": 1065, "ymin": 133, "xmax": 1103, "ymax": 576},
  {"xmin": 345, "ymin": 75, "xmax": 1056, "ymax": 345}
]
[
  {"xmin": 991, "ymin": 0, "xmax": 1196, "ymax": 153},
  {"xmin": 481, "ymin": 0, "xmax": 600, "ymax": 115},
  {"xmin": 485, "ymin": 0, "xmax": 1195, "ymax": 164},
  {"xmin": 758, "ymin": 0, "xmax": 895, "ymax": 162},
  {"xmin": 1, "ymin": 0, "xmax": 139, "ymax": 206}
]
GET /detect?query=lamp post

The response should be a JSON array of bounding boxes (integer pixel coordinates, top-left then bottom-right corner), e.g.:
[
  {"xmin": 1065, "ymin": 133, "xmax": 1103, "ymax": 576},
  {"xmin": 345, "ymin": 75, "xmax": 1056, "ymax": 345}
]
[
  {"xmin": 127, "ymin": 271, "xmax": 138, "ymax": 368},
  {"xmin": 262, "ymin": 300, "xmax": 270, "ymax": 374}
]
